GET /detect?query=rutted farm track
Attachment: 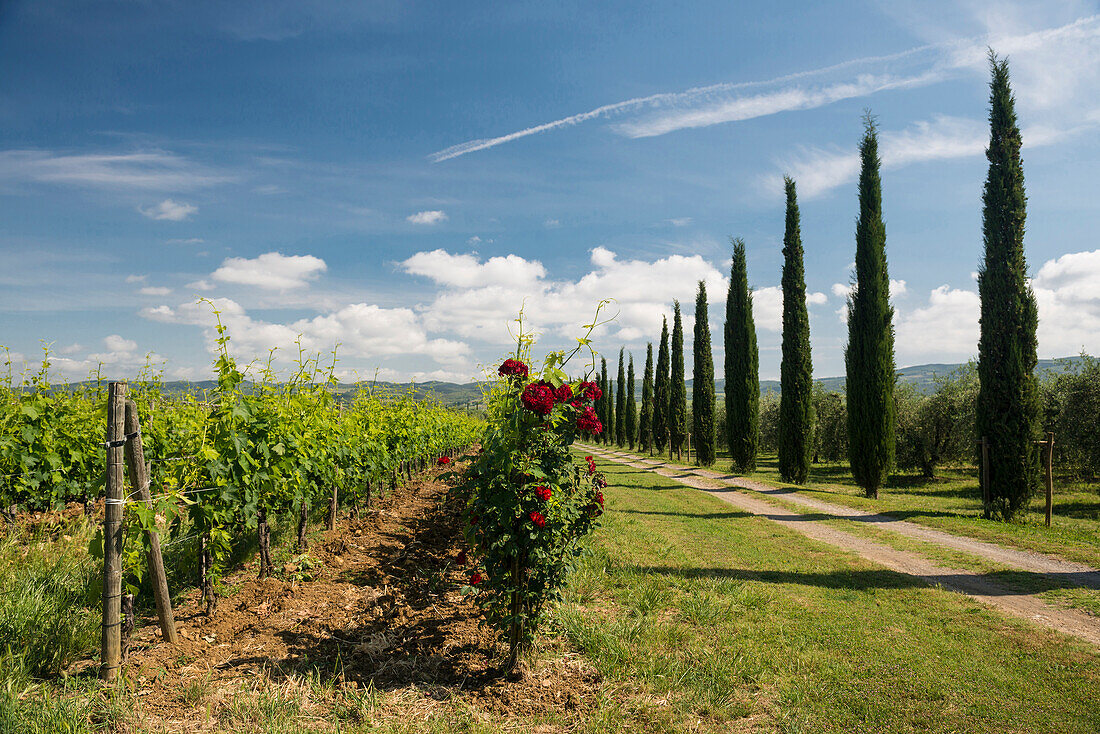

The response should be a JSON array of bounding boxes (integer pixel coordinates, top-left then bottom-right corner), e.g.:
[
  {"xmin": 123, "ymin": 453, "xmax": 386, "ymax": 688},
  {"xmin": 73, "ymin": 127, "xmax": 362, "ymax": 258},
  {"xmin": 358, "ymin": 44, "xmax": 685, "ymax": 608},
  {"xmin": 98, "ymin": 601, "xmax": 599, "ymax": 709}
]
[{"xmin": 579, "ymin": 444, "xmax": 1100, "ymax": 648}]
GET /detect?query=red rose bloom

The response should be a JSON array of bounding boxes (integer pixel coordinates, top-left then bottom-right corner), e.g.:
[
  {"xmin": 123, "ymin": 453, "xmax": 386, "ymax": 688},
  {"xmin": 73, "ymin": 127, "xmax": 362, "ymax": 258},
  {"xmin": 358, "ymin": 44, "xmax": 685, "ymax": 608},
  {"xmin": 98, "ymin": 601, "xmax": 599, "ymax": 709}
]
[
  {"xmin": 576, "ymin": 405, "xmax": 602, "ymax": 434},
  {"xmin": 579, "ymin": 381, "xmax": 602, "ymax": 401},
  {"xmin": 521, "ymin": 383, "xmax": 555, "ymax": 416},
  {"xmin": 529, "ymin": 510, "xmax": 546, "ymax": 528},
  {"xmin": 596, "ymin": 490, "xmax": 604, "ymax": 508},
  {"xmin": 437, "ymin": 456, "xmax": 451, "ymax": 465},
  {"xmin": 534, "ymin": 485, "xmax": 552, "ymax": 501},
  {"xmin": 553, "ymin": 384, "xmax": 573, "ymax": 403},
  {"xmin": 498, "ymin": 359, "xmax": 529, "ymax": 379},
  {"xmin": 469, "ymin": 571, "xmax": 483, "ymax": 585}
]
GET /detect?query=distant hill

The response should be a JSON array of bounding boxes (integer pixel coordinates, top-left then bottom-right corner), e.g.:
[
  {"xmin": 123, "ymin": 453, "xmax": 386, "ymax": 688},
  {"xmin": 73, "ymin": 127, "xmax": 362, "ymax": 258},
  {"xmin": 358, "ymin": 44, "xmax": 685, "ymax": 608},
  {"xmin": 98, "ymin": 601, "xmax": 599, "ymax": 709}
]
[
  {"xmin": 716, "ymin": 355, "xmax": 1090, "ymax": 397},
  {"xmin": 47, "ymin": 356, "xmax": 1090, "ymax": 407}
]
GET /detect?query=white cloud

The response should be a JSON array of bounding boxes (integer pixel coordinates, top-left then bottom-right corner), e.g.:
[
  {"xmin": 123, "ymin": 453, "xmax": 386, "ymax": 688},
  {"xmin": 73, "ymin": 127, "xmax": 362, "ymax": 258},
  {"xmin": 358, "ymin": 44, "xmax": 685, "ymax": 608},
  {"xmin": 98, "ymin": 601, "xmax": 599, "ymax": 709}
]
[
  {"xmin": 185, "ymin": 279, "xmax": 216, "ymax": 291},
  {"xmin": 401, "ymin": 249, "xmax": 546, "ymax": 288},
  {"xmin": 831, "ymin": 279, "xmax": 908, "ymax": 322},
  {"xmin": 167, "ymin": 237, "xmax": 205, "ymax": 245},
  {"xmin": 668, "ymin": 217, "xmax": 693, "ymax": 227},
  {"xmin": 544, "ymin": 218, "xmax": 561, "ymax": 229},
  {"xmin": 125, "ymin": 274, "xmax": 147, "ymax": 283},
  {"xmin": 141, "ymin": 296, "xmax": 471, "ymax": 369},
  {"xmin": 0, "ymin": 150, "xmax": 227, "ymax": 190},
  {"xmin": 32, "ymin": 334, "xmax": 166, "ymax": 381},
  {"xmin": 406, "ymin": 210, "xmax": 448, "ymax": 225},
  {"xmin": 102, "ymin": 335, "xmax": 137, "ymax": 353},
  {"xmin": 751, "ymin": 286, "xmax": 830, "ymax": 332},
  {"xmin": 139, "ymin": 286, "xmax": 172, "ymax": 296},
  {"xmin": 895, "ymin": 285, "xmax": 981, "ymax": 363},
  {"xmin": 211, "ymin": 252, "xmax": 327, "ymax": 290},
  {"xmin": 892, "ymin": 249, "xmax": 1100, "ymax": 364},
  {"xmin": 1031, "ymin": 249, "xmax": 1100, "ymax": 356},
  {"xmin": 773, "ymin": 115, "xmax": 988, "ymax": 198},
  {"xmin": 140, "ymin": 199, "xmax": 198, "ymax": 221},
  {"xmin": 415, "ymin": 246, "xmax": 730, "ymax": 345}
]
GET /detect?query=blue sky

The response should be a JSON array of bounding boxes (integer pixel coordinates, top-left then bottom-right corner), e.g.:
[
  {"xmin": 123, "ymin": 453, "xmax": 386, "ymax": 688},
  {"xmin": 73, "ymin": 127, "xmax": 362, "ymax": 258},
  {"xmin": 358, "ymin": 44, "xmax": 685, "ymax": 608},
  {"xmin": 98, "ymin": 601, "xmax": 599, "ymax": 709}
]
[{"xmin": 2, "ymin": 0, "xmax": 1099, "ymax": 383}]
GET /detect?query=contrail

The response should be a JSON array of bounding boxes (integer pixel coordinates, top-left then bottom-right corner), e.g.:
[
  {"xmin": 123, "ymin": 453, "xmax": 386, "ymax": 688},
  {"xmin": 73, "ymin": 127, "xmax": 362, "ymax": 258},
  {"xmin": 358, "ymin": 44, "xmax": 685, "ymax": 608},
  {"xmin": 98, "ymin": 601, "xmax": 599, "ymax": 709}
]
[
  {"xmin": 428, "ymin": 15, "xmax": 1100, "ymax": 163},
  {"xmin": 429, "ymin": 43, "xmax": 942, "ymax": 162}
]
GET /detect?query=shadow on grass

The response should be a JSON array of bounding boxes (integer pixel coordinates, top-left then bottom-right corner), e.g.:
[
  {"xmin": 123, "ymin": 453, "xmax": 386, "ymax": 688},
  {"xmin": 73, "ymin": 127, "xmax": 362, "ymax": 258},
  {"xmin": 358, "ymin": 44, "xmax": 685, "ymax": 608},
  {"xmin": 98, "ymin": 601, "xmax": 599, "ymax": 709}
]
[
  {"xmin": 614, "ymin": 509, "xmax": 752, "ymax": 520},
  {"xmin": 626, "ymin": 564, "xmax": 1099, "ymax": 595},
  {"xmin": 1049, "ymin": 501, "xmax": 1100, "ymax": 522}
]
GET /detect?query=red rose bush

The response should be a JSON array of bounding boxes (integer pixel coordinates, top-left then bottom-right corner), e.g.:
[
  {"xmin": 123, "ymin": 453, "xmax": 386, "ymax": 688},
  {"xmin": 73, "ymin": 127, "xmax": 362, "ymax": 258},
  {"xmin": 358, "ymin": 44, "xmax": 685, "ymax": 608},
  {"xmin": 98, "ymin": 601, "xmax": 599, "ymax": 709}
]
[{"xmin": 456, "ymin": 307, "xmax": 610, "ymax": 670}]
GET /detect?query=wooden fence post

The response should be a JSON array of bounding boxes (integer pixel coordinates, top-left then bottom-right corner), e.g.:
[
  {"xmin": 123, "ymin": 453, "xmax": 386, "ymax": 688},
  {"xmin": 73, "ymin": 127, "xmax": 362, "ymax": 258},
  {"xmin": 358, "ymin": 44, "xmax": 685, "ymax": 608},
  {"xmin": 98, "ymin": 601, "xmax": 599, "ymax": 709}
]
[
  {"xmin": 100, "ymin": 381, "xmax": 126, "ymax": 681},
  {"xmin": 980, "ymin": 435, "xmax": 991, "ymax": 519},
  {"xmin": 327, "ymin": 485, "xmax": 338, "ymax": 531},
  {"xmin": 1045, "ymin": 432, "xmax": 1055, "ymax": 527},
  {"xmin": 123, "ymin": 399, "xmax": 178, "ymax": 645}
]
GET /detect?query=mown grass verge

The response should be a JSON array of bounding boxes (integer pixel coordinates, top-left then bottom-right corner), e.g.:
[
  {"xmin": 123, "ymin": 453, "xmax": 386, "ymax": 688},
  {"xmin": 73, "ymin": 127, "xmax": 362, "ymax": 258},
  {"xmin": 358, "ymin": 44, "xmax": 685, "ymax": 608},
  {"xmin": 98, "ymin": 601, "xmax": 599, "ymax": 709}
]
[
  {"xmin": 609, "ymin": 445, "xmax": 1100, "ymax": 569},
  {"xmin": 558, "ymin": 455, "xmax": 1100, "ymax": 733}
]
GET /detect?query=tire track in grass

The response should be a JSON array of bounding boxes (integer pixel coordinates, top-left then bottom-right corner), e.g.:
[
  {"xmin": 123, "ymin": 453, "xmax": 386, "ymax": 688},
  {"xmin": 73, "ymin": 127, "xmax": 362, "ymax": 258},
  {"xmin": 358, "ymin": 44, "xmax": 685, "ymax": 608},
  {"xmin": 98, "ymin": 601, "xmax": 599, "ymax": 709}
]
[
  {"xmin": 589, "ymin": 447, "xmax": 1100, "ymax": 589},
  {"xmin": 580, "ymin": 445, "xmax": 1100, "ymax": 648}
]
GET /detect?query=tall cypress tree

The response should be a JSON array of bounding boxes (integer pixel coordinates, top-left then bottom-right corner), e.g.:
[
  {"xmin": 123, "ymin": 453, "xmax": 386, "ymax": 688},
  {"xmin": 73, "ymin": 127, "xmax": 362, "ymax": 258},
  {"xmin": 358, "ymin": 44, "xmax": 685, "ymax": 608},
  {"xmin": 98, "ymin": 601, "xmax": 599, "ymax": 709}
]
[
  {"xmin": 778, "ymin": 177, "xmax": 815, "ymax": 484},
  {"xmin": 692, "ymin": 281, "xmax": 717, "ymax": 466},
  {"xmin": 638, "ymin": 343, "xmax": 654, "ymax": 453},
  {"xmin": 653, "ymin": 319, "xmax": 670, "ymax": 454},
  {"xmin": 725, "ymin": 237, "xmax": 759, "ymax": 472},
  {"xmin": 669, "ymin": 301, "xmax": 688, "ymax": 459},
  {"xmin": 846, "ymin": 114, "xmax": 896, "ymax": 500},
  {"xmin": 626, "ymin": 354, "xmax": 638, "ymax": 449},
  {"xmin": 615, "ymin": 349, "xmax": 626, "ymax": 447},
  {"xmin": 977, "ymin": 52, "xmax": 1040, "ymax": 521},
  {"xmin": 599, "ymin": 358, "xmax": 610, "ymax": 445}
]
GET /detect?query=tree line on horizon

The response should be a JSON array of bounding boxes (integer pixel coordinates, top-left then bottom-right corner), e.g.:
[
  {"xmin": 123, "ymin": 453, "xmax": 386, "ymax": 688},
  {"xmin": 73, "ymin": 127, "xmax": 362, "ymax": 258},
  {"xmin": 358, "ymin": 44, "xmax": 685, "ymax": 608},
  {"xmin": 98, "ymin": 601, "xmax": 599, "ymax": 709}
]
[{"xmin": 590, "ymin": 52, "xmax": 1043, "ymax": 522}]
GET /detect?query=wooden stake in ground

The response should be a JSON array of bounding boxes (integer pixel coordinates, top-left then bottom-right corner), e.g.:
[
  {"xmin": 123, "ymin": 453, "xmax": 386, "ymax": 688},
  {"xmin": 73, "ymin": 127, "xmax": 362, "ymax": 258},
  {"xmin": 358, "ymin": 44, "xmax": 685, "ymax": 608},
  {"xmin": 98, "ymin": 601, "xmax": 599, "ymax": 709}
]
[
  {"xmin": 327, "ymin": 485, "xmax": 338, "ymax": 531},
  {"xmin": 1045, "ymin": 432, "xmax": 1055, "ymax": 527},
  {"xmin": 123, "ymin": 399, "xmax": 178, "ymax": 644},
  {"xmin": 100, "ymin": 381, "xmax": 126, "ymax": 681}
]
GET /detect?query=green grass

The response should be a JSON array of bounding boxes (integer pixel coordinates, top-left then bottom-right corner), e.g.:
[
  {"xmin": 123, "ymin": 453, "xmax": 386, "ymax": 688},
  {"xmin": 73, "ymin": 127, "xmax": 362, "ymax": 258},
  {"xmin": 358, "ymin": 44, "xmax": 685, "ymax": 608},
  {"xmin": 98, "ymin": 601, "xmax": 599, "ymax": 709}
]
[
  {"xmin": 0, "ymin": 520, "xmax": 123, "ymax": 734},
  {"xmin": 559, "ymin": 455, "xmax": 1100, "ymax": 733},
  {"xmin": 610, "ymin": 443, "xmax": 1100, "ymax": 569},
  {"xmin": 695, "ymin": 476, "xmax": 1100, "ymax": 617},
  {"xmin": 4, "ymin": 454, "xmax": 1098, "ymax": 733}
]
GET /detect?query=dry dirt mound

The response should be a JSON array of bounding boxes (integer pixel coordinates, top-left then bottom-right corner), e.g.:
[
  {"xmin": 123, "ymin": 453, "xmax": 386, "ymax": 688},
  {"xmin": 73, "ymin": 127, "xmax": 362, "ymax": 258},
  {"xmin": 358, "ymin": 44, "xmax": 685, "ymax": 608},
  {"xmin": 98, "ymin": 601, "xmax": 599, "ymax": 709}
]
[{"xmin": 118, "ymin": 459, "xmax": 600, "ymax": 731}]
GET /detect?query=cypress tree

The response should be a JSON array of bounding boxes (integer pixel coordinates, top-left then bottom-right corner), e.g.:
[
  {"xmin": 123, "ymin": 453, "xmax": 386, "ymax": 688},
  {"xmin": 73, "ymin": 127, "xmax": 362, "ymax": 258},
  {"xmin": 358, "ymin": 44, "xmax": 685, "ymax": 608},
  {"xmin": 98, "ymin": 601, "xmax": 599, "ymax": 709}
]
[
  {"xmin": 778, "ymin": 177, "xmax": 815, "ymax": 484},
  {"xmin": 638, "ymin": 343, "xmax": 654, "ymax": 453},
  {"xmin": 669, "ymin": 301, "xmax": 688, "ymax": 460},
  {"xmin": 976, "ymin": 52, "xmax": 1040, "ymax": 521},
  {"xmin": 626, "ymin": 354, "xmax": 638, "ymax": 449},
  {"xmin": 725, "ymin": 237, "xmax": 759, "ymax": 472},
  {"xmin": 615, "ymin": 349, "xmax": 626, "ymax": 447},
  {"xmin": 845, "ymin": 114, "xmax": 896, "ymax": 500},
  {"xmin": 653, "ymin": 319, "xmax": 670, "ymax": 453},
  {"xmin": 692, "ymin": 281, "xmax": 717, "ymax": 466},
  {"xmin": 599, "ymin": 358, "xmax": 610, "ymax": 445}
]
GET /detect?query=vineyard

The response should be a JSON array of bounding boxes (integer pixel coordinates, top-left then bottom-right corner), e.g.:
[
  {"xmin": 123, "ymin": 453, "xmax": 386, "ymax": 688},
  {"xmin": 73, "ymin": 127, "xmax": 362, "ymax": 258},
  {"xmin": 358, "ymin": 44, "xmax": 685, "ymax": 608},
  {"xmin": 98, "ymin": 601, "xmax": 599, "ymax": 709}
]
[{"xmin": 4, "ymin": 16, "xmax": 1100, "ymax": 732}]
